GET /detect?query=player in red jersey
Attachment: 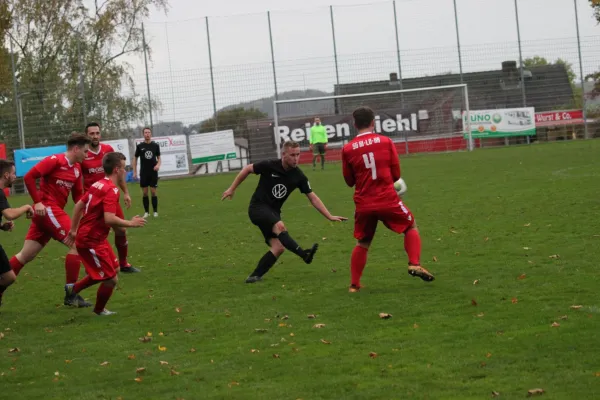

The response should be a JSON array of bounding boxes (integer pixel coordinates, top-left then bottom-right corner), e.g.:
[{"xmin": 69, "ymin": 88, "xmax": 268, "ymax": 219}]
[
  {"xmin": 64, "ymin": 152, "xmax": 146, "ymax": 315},
  {"xmin": 4, "ymin": 133, "xmax": 92, "ymax": 306},
  {"xmin": 82, "ymin": 122, "xmax": 140, "ymax": 273},
  {"xmin": 341, "ymin": 106, "xmax": 434, "ymax": 292}
]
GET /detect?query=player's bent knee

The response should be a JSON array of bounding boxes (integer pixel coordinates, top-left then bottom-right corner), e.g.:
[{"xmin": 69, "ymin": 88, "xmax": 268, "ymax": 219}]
[
  {"xmin": 273, "ymin": 221, "xmax": 286, "ymax": 234},
  {"xmin": 357, "ymin": 240, "xmax": 371, "ymax": 249},
  {"xmin": 1, "ymin": 271, "xmax": 16, "ymax": 286}
]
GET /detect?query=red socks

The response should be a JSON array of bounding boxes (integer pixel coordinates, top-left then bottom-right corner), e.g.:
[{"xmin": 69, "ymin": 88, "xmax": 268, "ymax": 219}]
[
  {"xmin": 94, "ymin": 283, "xmax": 114, "ymax": 314},
  {"xmin": 10, "ymin": 256, "xmax": 24, "ymax": 276},
  {"xmin": 73, "ymin": 275, "xmax": 96, "ymax": 293},
  {"xmin": 350, "ymin": 246, "xmax": 369, "ymax": 287},
  {"xmin": 114, "ymin": 234, "xmax": 129, "ymax": 267},
  {"xmin": 404, "ymin": 228, "xmax": 422, "ymax": 266},
  {"xmin": 65, "ymin": 254, "xmax": 81, "ymax": 284}
]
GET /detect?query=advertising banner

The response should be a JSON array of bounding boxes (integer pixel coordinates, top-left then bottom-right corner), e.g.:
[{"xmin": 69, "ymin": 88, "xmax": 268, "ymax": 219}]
[
  {"xmin": 104, "ymin": 139, "xmax": 131, "ymax": 166},
  {"xmin": 134, "ymin": 135, "xmax": 189, "ymax": 177},
  {"xmin": 189, "ymin": 129, "xmax": 237, "ymax": 164},
  {"xmin": 463, "ymin": 107, "xmax": 536, "ymax": 138},
  {"xmin": 535, "ymin": 110, "xmax": 584, "ymax": 127},
  {"xmin": 14, "ymin": 145, "xmax": 67, "ymax": 177}
]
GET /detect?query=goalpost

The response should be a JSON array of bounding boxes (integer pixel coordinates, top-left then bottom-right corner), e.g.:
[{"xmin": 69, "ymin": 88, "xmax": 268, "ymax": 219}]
[{"xmin": 272, "ymin": 83, "xmax": 472, "ymax": 159}]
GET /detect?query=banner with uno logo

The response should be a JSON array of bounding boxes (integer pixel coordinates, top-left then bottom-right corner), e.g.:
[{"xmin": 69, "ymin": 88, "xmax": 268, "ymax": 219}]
[{"xmin": 14, "ymin": 145, "xmax": 67, "ymax": 177}]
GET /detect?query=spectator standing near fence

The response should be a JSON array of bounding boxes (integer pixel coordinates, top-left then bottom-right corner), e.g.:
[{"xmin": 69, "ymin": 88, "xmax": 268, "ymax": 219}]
[{"xmin": 309, "ymin": 117, "xmax": 328, "ymax": 171}]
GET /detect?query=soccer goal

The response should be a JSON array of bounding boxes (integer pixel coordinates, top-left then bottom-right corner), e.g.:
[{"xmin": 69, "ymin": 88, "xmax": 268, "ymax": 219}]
[{"xmin": 272, "ymin": 83, "xmax": 473, "ymax": 159}]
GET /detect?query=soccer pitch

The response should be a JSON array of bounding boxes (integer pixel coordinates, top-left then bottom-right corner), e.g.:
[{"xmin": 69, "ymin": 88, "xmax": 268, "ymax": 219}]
[{"xmin": 1, "ymin": 140, "xmax": 599, "ymax": 399}]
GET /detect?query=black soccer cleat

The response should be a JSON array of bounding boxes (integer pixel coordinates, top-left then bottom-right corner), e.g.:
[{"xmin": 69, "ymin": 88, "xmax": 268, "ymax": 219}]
[
  {"xmin": 64, "ymin": 284, "xmax": 92, "ymax": 308},
  {"xmin": 245, "ymin": 275, "xmax": 263, "ymax": 284},
  {"xmin": 120, "ymin": 265, "xmax": 141, "ymax": 273},
  {"xmin": 408, "ymin": 265, "xmax": 435, "ymax": 282},
  {"xmin": 302, "ymin": 243, "xmax": 319, "ymax": 264}
]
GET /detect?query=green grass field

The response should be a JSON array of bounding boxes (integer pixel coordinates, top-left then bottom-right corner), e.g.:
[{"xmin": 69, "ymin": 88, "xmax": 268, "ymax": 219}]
[{"xmin": 1, "ymin": 140, "xmax": 600, "ymax": 400}]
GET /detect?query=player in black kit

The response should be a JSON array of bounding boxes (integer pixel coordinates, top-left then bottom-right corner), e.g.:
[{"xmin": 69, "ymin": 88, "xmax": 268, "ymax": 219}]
[
  {"xmin": 133, "ymin": 127, "xmax": 161, "ymax": 218},
  {"xmin": 221, "ymin": 140, "xmax": 347, "ymax": 283}
]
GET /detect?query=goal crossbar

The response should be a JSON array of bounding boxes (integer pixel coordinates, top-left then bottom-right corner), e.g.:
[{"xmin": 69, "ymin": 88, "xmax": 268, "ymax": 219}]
[{"xmin": 272, "ymin": 83, "xmax": 473, "ymax": 158}]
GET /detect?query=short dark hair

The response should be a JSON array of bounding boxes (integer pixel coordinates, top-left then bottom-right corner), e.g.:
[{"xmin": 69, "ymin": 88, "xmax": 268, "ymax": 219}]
[
  {"xmin": 85, "ymin": 122, "xmax": 100, "ymax": 133},
  {"xmin": 353, "ymin": 106, "xmax": 375, "ymax": 130},
  {"xmin": 282, "ymin": 140, "xmax": 300, "ymax": 151},
  {"xmin": 0, "ymin": 159, "xmax": 15, "ymax": 176},
  {"xmin": 67, "ymin": 133, "xmax": 92, "ymax": 149},
  {"xmin": 142, "ymin": 127, "xmax": 152, "ymax": 133},
  {"xmin": 103, "ymin": 152, "xmax": 126, "ymax": 175}
]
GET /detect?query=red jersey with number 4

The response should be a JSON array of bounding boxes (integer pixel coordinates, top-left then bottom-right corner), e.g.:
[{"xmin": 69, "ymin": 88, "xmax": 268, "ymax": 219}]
[
  {"xmin": 82, "ymin": 143, "xmax": 114, "ymax": 191},
  {"xmin": 24, "ymin": 153, "xmax": 83, "ymax": 210},
  {"xmin": 76, "ymin": 177, "xmax": 120, "ymax": 248},
  {"xmin": 342, "ymin": 132, "xmax": 401, "ymax": 212}
]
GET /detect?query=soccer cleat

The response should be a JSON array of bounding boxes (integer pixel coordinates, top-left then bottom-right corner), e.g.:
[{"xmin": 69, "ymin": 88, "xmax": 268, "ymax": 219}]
[
  {"xmin": 95, "ymin": 309, "xmax": 117, "ymax": 316},
  {"xmin": 153, "ymin": 212, "xmax": 158, "ymax": 218},
  {"xmin": 348, "ymin": 285, "xmax": 361, "ymax": 293},
  {"xmin": 408, "ymin": 265, "xmax": 435, "ymax": 282},
  {"xmin": 120, "ymin": 265, "xmax": 141, "ymax": 273},
  {"xmin": 302, "ymin": 243, "xmax": 319, "ymax": 264},
  {"xmin": 143, "ymin": 212, "xmax": 149, "ymax": 218},
  {"xmin": 245, "ymin": 275, "xmax": 263, "ymax": 284},
  {"xmin": 64, "ymin": 284, "xmax": 92, "ymax": 307}
]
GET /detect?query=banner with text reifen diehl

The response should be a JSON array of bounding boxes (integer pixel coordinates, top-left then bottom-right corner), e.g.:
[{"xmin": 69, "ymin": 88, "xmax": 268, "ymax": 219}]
[
  {"xmin": 535, "ymin": 110, "xmax": 584, "ymax": 127},
  {"xmin": 134, "ymin": 135, "xmax": 189, "ymax": 177}
]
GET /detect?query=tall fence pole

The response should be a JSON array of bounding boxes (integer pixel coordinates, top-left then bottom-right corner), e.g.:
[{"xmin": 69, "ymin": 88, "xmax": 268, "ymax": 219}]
[
  {"xmin": 267, "ymin": 11, "xmax": 278, "ymax": 101},
  {"xmin": 141, "ymin": 23, "xmax": 154, "ymax": 130},
  {"xmin": 330, "ymin": 5, "xmax": 340, "ymax": 114},
  {"xmin": 165, "ymin": 22, "xmax": 177, "ymax": 124},
  {"xmin": 574, "ymin": 0, "xmax": 588, "ymax": 139},
  {"xmin": 206, "ymin": 16, "xmax": 218, "ymax": 130},
  {"xmin": 392, "ymin": 1, "xmax": 405, "ymax": 105},
  {"xmin": 514, "ymin": 0, "xmax": 529, "ymax": 145},
  {"xmin": 10, "ymin": 36, "xmax": 24, "ymax": 149},
  {"xmin": 77, "ymin": 33, "xmax": 87, "ymax": 126},
  {"xmin": 452, "ymin": 0, "xmax": 464, "ymax": 83}
]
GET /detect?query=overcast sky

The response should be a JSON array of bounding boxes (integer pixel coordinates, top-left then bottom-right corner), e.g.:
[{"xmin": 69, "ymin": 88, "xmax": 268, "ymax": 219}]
[{"xmin": 119, "ymin": 0, "xmax": 600, "ymax": 126}]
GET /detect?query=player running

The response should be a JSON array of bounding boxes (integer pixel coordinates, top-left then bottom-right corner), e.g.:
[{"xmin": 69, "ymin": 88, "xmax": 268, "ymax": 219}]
[
  {"xmin": 132, "ymin": 127, "xmax": 161, "ymax": 218},
  {"xmin": 221, "ymin": 140, "xmax": 347, "ymax": 283},
  {"xmin": 82, "ymin": 122, "xmax": 140, "ymax": 273},
  {"xmin": 341, "ymin": 106, "xmax": 434, "ymax": 292},
  {"xmin": 0, "ymin": 160, "xmax": 34, "ymax": 308},
  {"xmin": 4, "ymin": 133, "xmax": 91, "ymax": 306},
  {"xmin": 64, "ymin": 152, "xmax": 146, "ymax": 315}
]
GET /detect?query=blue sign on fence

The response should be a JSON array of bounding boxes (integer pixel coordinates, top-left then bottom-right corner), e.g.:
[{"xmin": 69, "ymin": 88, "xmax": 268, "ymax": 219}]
[{"xmin": 14, "ymin": 145, "xmax": 67, "ymax": 177}]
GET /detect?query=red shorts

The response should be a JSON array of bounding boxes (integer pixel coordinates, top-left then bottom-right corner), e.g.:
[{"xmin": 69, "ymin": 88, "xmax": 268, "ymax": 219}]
[
  {"xmin": 25, "ymin": 206, "xmax": 71, "ymax": 246},
  {"xmin": 354, "ymin": 201, "xmax": 415, "ymax": 241},
  {"xmin": 77, "ymin": 240, "xmax": 118, "ymax": 281}
]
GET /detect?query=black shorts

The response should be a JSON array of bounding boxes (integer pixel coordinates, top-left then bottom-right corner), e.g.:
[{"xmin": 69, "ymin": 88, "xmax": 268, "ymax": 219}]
[
  {"xmin": 0, "ymin": 244, "xmax": 11, "ymax": 275},
  {"xmin": 248, "ymin": 206, "xmax": 281, "ymax": 245},
  {"xmin": 140, "ymin": 171, "xmax": 159, "ymax": 188},
  {"xmin": 313, "ymin": 143, "xmax": 326, "ymax": 155}
]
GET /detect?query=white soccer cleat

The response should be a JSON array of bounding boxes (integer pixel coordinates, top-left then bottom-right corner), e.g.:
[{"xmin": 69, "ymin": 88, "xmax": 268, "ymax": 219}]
[
  {"xmin": 143, "ymin": 212, "xmax": 149, "ymax": 218},
  {"xmin": 153, "ymin": 212, "xmax": 158, "ymax": 218},
  {"xmin": 95, "ymin": 309, "xmax": 117, "ymax": 316}
]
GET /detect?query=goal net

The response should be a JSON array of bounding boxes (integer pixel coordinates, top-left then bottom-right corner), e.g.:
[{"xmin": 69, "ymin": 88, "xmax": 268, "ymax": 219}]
[{"xmin": 270, "ymin": 84, "xmax": 473, "ymax": 161}]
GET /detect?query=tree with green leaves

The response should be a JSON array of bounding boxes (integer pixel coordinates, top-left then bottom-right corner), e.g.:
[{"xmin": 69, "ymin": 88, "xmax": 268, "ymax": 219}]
[
  {"xmin": 523, "ymin": 56, "xmax": 583, "ymax": 109},
  {"xmin": 7, "ymin": 0, "xmax": 168, "ymax": 148}
]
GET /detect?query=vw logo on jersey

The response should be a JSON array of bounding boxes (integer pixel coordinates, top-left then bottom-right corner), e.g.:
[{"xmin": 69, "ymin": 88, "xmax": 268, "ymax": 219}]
[
  {"xmin": 144, "ymin": 151, "xmax": 153, "ymax": 159},
  {"xmin": 272, "ymin": 184, "xmax": 287, "ymax": 199}
]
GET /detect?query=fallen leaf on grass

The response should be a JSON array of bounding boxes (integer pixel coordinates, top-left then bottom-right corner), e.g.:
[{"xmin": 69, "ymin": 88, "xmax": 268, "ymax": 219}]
[
  {"xmin": 278, "ymin": 323, "xmax": 287, "ymax": 327},
  {"xmin": 523, "ymin": 247, "xmax": 530, "ymax": 250},
  {"xmin": 138, "ymin": 336, "xmax": 152, "ymax": 343},
  {"xmin": 136, "ymin": 367, "xmax": 146, "ymax": 374},
  {"xmin": 158, "ymin": 345, "xmax": 167, "ymax": 351},
  {"xmin": 559, "ymin": 315, "xmax": 568, "ymax": 320},
  {"xmin": 473, "ymin": 280, "xmax": 480, "ymax": 285},
  {"xmin": 320, "ymin": 339, "xmax": 331, "ymax": 344},
  {"xmin": 189, "ymin": 348, "xmax": 196, "ymax": 353},
  {"xmin": 160, "ymin": 361, "xmax": 169, "ymax": 365},
  {"xmin": 549, "ymin": 254, "xmax": 560, "ymax": 259},
  {"xmin": 313, "ymin": 324, "xmax": 326, "ymax": 328},
  {"xmin": 54, "ymin": 371, "xmax": 60, "ymax": 376},
  {"xmin": 527, "ymin": 388, "xmax": 545, "ymax": 397},
  {"xmin": 570, "ymin": 305, "xmax": 583, "ymax": 309},
  {"xmin": 518, "ymin": 274, "xmax": 527, "ymax": 280},
  {"xmin": 331, "ymin": 269, "xmax": 337, "ymax": 273},
  {"xmin": 595, "ymin": 372, "xmax": 600, "ymax": 377},
  {"xmin": 484, "ymin": 237, "xmax": 489, "ymax": 242},
  {"xmin": 134, "ymin": 377, "xmax": 143, "ymax": 383},
  {"xmin": 100, "ymin": 361, "xmax": 110, "ymax": 366},
  {"xmin": 477, "ymin": 313, "xmax": 485, "ymax": 318},
  {"xmin": 290, "ymin": 333, "xmax": 295, "ymax": 337},
  {"xmin": 170, "ymin": 369, "xmax": 180, "ymax": 376},
  {"xmin": 379, "ymin": 313, "xmax": 392, "ymax": 319},
  {"xmin": 8, "ymin": 348, "xmax": 19, "ymax": 353},
  {"xmin": 413, "ymin": 323, "xmax": 419, "ymax": 329},
  {"xmin": 369, "ymin": 352, "xmax": 378, "ymax": 359},
  {"xmin": 0, "ymin": 332, "xmax": 4, "ymax": 340},
  {"xmin": 307, "ymin": 314, "xmax": 316, "ymax": 319},
  {"xmin": 251, "ymin": 349, "xmax": 260, "ymax": 353},
  {"xmin": 511, "ymin": 298, "xmax": 518, "ymax": 304},
  {"xmin": 44, "ymin": 328, "xmax": 53, "ymax": 333},
  {"xmin": 280, "ymin": 315, "xmax": 289, "ymax": 320},
  {"xmin": 486, "ymin": 352, "xmax": 492, "ymax": 358},
  {"xmin": 524, "ymin": 223, "xmax": 531, "ymax": 227},
  {"xmin": 128, "ymin": 354, "xmax": 136, "ymax": 360},
  {"xmin": 551, "ymin": 322, "xmax": 560, "ymax": 327},
  {"xmin": 184, "ymin": 329, "xmax": 196, "ymax": 333},
  {"xmin": 471, "ymin": 299, "xmax": 478, "ymax": 306},
  {"xmin": 432, "ymin": 256, "xmax": 438, "ymax": 262},
  {"xmin": 175, "ymin": 308, "xmax": 181, "ymax": 313},
  {"xmin": 159, "ymin": 332, "xmax": 164, "ymax": 336},
  {"xmin": 228, "ymin": 381, "xmax": 240, "ymax": 388},
  {"xmin": 492, "ymin": 391, "xmax": 500, "ymax": 397},
  {"xmin": 65, "ymin": 360, "xmax": 72, "ymax": 364},
  {"xmin": 272, "ymin": 354, "xmax": 280, "ymax": 359}
]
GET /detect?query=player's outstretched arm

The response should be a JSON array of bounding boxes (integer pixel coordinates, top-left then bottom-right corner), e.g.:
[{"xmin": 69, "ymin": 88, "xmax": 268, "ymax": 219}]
[
  {"xmin": 1, "ymin": 205, "xmax": 34, "ymax": 222},
  {"xmin": 104, "ymin": 212, "xmax": 146, "ymax": 228},
  {"xmin": 305, "ymin": 192, "xmax": 347, "ymax": 222},
  {"xmin": 221, "ymin": 164, "xmax": 255, "ymax": 200},
  {"xmin": 23, "ymin": 158, "xmax": 57, "ymax": 216}
]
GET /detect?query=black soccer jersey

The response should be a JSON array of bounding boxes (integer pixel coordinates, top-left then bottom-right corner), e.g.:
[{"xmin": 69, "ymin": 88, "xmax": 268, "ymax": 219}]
[
  {"xmin": 135, "ymin": 141, "xmax": 161, "ymax": 172},
  {"xmin": 249, "ymin": 159, "xmax": 312, "ymax": 212},
  {"xmin": 0, "ymin": 189, "xmax": 10, "ymax": 218}
]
